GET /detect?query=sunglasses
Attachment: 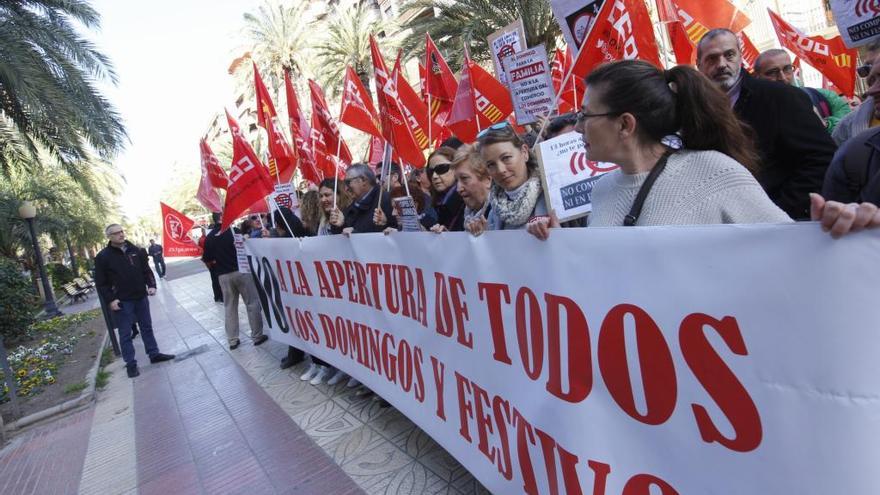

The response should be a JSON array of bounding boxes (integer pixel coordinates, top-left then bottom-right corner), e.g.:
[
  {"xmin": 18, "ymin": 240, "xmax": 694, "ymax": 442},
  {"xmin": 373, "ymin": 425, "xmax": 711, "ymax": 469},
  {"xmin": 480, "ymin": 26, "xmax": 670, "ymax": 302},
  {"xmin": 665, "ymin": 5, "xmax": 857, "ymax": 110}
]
[
  {"xmin": 858, "ymin": 63, "xmax": 872, "ymax": 78},
  {"xmin": 476, "ymin": 121, "xmax": 511, "ymax": 139},
  {"xmin": 427, "ymin": 163, "xmax": 451, "ymax": 178}
]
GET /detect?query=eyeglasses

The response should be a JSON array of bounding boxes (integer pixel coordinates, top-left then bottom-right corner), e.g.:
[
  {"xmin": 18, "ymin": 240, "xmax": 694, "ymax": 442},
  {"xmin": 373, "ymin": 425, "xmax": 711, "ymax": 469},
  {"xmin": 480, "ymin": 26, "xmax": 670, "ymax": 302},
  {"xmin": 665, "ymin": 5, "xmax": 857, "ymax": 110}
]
[
  {"xmin": 762, "ymin": 65, "xmax": 794, "ymax": 78},
  {"xmin": 858, "ymin": 63, "xmax": 872, "ymax": 78},
  {"xmin": 476, "ymin": 121, "xmax": 511, "ymax": 139},
  {"xmin": 427, "ymin": 163, "xmax": 452, "ymax": 178},
  {"xmin": 344, "ymin": 176, "xmax": 363, "ymax": 187},
  {"xmin": 575, "ymin": 110, "xmax": 620, "ymax": 123},
  {"xmin": 107, "ymin": 230, "xmax": 124, "ymax": 236}
]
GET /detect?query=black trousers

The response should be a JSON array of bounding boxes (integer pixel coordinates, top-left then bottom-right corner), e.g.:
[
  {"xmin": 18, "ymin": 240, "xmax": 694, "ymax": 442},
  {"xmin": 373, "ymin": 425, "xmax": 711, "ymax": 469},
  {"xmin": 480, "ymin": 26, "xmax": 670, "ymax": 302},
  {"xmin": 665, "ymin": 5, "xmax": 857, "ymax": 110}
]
[{"xmin": 209, "ymin": 266, "xmax": 223, "ymax": 301}]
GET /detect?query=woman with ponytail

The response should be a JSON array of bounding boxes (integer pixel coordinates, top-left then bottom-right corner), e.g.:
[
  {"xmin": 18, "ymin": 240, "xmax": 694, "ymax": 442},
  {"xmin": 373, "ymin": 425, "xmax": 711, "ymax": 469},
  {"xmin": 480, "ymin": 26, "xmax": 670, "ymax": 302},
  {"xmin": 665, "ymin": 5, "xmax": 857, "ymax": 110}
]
[{"xmin": 528, "ymin": 60, "xmax": 879, "ymax": 238}]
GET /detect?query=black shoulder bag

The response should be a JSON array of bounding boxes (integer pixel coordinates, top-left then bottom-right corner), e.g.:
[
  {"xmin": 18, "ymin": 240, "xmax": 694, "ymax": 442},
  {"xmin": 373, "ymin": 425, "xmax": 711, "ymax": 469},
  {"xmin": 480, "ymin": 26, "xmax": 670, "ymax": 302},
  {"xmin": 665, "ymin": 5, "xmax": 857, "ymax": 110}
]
[{"xmin": 623, "ymin": 149, "xmax": 676, "ymax": 226}]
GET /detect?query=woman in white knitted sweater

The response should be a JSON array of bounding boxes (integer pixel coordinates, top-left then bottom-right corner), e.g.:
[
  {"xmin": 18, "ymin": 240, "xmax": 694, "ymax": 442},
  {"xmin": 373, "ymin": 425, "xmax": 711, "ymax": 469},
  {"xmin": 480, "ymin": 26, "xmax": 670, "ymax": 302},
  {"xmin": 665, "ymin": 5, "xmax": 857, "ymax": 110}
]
[{"xmin": 529, "ymin": 60, "xmax": 880, "ymax": 238}]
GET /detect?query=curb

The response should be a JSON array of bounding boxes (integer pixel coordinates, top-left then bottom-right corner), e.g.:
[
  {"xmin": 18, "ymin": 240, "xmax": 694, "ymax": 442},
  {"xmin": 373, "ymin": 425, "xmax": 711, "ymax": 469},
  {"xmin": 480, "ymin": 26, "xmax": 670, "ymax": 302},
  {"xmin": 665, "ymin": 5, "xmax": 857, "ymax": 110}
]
[{"xmin": 4, "ymin": 330, "xmax": 110, "ymax": 432}]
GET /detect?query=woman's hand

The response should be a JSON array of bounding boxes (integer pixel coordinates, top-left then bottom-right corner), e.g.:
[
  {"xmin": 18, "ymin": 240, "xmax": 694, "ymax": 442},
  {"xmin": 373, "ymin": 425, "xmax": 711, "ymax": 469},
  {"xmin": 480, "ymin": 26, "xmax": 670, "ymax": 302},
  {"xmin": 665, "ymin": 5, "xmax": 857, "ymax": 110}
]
[
  {"xmin": 526, "ymin": 210, "xmax": 561, "ymax": 241},
  {"xmin": 341, "ymin": 227, "xmax": 354, "ymax": 237},
  {"xmin": 810, "ymin": 193, "xmax": 880, "ymax": 238},
  {"xmin": 465, "ymin": 217, "xmax": 488, "ymax": 237},
  {"xmin": 430, "ymin": 224, "xmax": 448, "ymax": 234},
  {"xmin": 373, "ymin": 208, "xmax": 388, "ymax": 227},
  {"xmin": 329, "ymin": 207, "xmax": 344, "ymax": 227},
  {"xmin": 383, "ymin": 227, "xmax": 398, "ymax": 235}
]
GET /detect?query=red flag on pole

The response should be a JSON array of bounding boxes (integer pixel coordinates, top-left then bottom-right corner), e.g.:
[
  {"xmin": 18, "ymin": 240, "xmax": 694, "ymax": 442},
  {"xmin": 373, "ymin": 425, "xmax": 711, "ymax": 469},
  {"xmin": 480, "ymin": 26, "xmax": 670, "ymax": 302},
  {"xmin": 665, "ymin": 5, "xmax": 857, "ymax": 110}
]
[
  {"xmin": 254, "ymin": 64, "xmax": 297, "ymax": 182},
  {"xmin": 308, "ymin": 80, "xmax": 353, "ymax": 164},
  {"xmin": 656, "ymin": 0, "xmax": 749, "ymax": 65},
  {"xmin": 340, "ymin": 66, "xmax": 382, "ymax": 138},
  {"xmin": 393, "ymin": 52, "xmax": 439, "ymax": 150},
  {"xmin": 447, "ymin": 54, "xmax": 514, "ymax": 143},
  {"xmin": 199, "ymin": 138, "xmax": 228, "ymax": 189},
  {"xmin": 160, "ymin": 202, "xmax": 202, "ymax": 257},
  {"xmin": 738, "ymin": 31, "xmax": 760, "ymax": 71},
  {"xmin": 767, "ymin": 9, "xmax": 856, "ymax": 97},
  {"xmin": 284, "ymin": 72, "xmax": 323, "ymax": 184},
  {"xmin": 424, "ymin": 34, "xmax": 458, "ymax": 125},
  {"xmin": 198, "ymin": 139, "xmax": 224, "ymax": 212},
  {"xmin": 370, "ymin": 36, "xmax": 426, "ymax": 167},
  {"xmin": 551, "ymin": 47, "xmax": 586, "ymax": 114},
  {"xmin": 221, "ymin": 110, "xmax": 275, "ymax": 232},
  {"xmin": 569, "ymin": 0, "xmax": 662, "ymax": 83}
]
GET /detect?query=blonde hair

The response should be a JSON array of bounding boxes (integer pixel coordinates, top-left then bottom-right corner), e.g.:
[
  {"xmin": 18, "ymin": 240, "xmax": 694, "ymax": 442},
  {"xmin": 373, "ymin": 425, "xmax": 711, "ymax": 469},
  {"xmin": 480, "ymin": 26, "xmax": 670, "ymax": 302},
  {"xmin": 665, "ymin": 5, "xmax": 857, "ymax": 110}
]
[{"xmin": 451, "ymin": 144, "xmax": 489, "ymax": 180}]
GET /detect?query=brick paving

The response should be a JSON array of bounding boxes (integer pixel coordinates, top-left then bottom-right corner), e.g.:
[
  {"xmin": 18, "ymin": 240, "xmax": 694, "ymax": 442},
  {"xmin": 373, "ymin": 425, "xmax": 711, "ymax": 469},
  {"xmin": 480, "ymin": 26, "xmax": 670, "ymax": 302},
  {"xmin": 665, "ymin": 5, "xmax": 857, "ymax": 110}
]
[{"xmin": 0, "ymin": 260, "xmax": 487, "ymax": 494}]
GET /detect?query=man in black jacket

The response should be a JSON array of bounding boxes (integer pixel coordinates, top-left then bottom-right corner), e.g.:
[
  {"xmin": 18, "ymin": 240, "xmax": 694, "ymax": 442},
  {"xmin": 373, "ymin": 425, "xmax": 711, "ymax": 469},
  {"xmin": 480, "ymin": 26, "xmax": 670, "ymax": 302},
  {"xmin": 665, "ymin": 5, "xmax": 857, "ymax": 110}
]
[
  {"xmin": 823, "ymin": 127, "xmax": 880, "ymax": 205},
  {"xmin": 329, "ymin": 163, "xmax": 397, "ymax": 234},
  {"xmin": 697, "ymin": 29, "xmax": 837, "ymax": 219},
  {"xmin": 95, "ymin": 224, "xmax": 174, "ymax": 378}
]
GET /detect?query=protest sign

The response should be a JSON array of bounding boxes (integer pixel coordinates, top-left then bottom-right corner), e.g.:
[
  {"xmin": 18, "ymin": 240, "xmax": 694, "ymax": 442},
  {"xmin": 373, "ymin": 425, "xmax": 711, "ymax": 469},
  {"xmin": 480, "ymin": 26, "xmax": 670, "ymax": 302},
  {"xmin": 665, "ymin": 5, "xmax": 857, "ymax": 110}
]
[
  {"xmin": 536, "ymin": 131, "xmax": 618, "ymax": 222},
  {"xmin": 829, "ymin": 0, "xmax": 880, "ymax": 48},
  {"xmin": 233, "ymin": 233, "xmax": 250, "ymax": 273},
  {"xmin": 245, "ymin": 226, "xmax": 880, "ymax": 494},
  {"xmin": 504, "ymin": 45, "xmax": 555, "ymax": 125},
  {"xmin": 550, "ymin": 0, "xmax": 605, "ymax": 52},
  {"xmin": 393, "ymin": 196, "xmax": 421, "ymax": 232},
  {"xmin": 487, "ymin": 19, "xmax": 527, "ymax": 86},
  {"xmin": 271, "ymin": 182, "xmax": 298, "ymax": 211}
]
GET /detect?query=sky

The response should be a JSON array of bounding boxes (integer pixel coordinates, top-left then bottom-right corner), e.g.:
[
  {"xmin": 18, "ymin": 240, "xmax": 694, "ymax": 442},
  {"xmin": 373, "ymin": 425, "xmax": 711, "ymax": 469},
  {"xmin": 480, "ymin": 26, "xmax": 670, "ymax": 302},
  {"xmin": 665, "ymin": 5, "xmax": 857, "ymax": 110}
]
[{"xmin": 88, "ymin": 0, "xmax": 264, "ymax": 220}]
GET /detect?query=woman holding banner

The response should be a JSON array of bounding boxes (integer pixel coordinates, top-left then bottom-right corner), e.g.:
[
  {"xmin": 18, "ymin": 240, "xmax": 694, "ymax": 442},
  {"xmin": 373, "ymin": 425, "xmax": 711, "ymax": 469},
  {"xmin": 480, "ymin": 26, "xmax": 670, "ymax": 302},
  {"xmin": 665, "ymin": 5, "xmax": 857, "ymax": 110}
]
[
  {"xmin": 473, "ymin": 123, "xmax": 548, "ymax": 232},
  {"xmin": 526, "ymin": 60, "xmax": 879, "ymax": 238},
  {"xmin": 426, "ymin": 147, "xmax": 466, "ymax": 232},
  {"xmin": 450, "ymin": 144, "xmax": 493, "ymax": 236}
]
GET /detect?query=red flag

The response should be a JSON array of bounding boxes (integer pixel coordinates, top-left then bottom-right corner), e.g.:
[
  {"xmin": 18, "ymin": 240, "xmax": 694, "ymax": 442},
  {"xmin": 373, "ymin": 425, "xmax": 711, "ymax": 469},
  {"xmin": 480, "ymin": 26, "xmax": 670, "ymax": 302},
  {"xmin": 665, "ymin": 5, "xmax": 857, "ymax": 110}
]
[
  {"xmin": 551, "ymin": 48, "xmax": 586, "ymax": 114},
  {"xmin": 424, "ymin": 34, "xmax": 458, "ymax": 126},
  {"xmin": 393, "ymin": 52, "xmax": 441, "ymax": 150},
  {"xmin": 254, "ymin": 64, "xmax": 297, "ymax": 182},
  {"xmin": 738, "ymin": 31, "xmax": 760, "ymax": 71},
  {"xmin": 340, "ymin": 66, "xmax": 382, "ymax": 138},
  {"xmin": 768, "ymin": 9, "xmax": 856, "ymax": 97},
  {"xmin": 308, "ymin": 80, "xmax": 353, "ymax": 163},
  {"xmin": 370, "ymin": 36, "xmax": 426, "ymax": 167},
  {"xmin": 160, "ymin": 202, "xmax": 202, "ymax": 257},
  {"xmin": 198, "ymin": 139, "xmax": 224, "ymax": 212},
  {"xmin": 221, "ymin": 110, "xmax": 275, "ymax": 232},
  {"xmin": 660, "ymin": 0, "xmax": 750, "ymax": 34},
  {"xmin": 284, "ymin": 72, "xmax": 322, "ymax": 184},
  {"xmin": 367, "ymin": 135, "xmax": 385, "ymax": 164},
  {"xmin": 199, "ymin": 138, "xmax": 228, "ymax": 189},
  {"xmin": 447, "ymin": 54, "xmax": 514, "ymax": 143},
  {"xmin": 569, "ymin": 0, "xmax": 662, "ymax": 83}
]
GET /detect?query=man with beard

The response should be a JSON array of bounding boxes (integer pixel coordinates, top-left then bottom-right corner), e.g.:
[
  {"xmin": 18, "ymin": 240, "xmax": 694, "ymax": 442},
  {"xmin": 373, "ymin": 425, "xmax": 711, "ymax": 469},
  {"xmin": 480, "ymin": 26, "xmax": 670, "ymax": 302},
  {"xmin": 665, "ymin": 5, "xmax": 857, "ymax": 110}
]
[{"xmin": 697, "ymin": 29, "xmax": 836, "ymax": 220}]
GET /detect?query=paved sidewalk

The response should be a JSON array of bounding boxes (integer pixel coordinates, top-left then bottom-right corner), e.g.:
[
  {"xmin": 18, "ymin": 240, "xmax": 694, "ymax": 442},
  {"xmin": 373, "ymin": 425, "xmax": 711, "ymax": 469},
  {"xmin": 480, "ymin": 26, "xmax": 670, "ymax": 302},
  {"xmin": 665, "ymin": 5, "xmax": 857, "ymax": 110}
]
[{"xmin": 0, "ymin": 264, "xmax": 488, "ymax": 494}]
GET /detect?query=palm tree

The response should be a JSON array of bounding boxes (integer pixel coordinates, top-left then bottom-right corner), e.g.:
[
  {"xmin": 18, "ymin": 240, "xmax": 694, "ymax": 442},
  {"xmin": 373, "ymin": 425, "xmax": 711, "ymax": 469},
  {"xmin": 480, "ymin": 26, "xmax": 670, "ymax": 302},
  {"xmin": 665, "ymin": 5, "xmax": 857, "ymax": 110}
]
[
  {"xmin": 0, "ymin": 0, "xmax": 127, "ymax": 176},
  {"xmin": 314, "ymin": 3, "xmax": 392, "ymax": 98},
  {"xmin": 398, "ymin": 0, "xmax": 561, "ymax": 70},
  {"xmin": 239, "ymin": 0, "xmax": 312, "ymax": 96}
]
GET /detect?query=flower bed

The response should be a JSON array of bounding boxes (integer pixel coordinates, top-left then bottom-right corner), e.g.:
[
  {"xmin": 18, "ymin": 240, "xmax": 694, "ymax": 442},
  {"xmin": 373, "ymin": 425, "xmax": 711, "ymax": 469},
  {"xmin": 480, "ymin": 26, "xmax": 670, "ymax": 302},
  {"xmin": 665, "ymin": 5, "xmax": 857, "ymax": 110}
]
[{"xmin": 1, "ymin": 310, "xmax": 100, "ymax": 403}]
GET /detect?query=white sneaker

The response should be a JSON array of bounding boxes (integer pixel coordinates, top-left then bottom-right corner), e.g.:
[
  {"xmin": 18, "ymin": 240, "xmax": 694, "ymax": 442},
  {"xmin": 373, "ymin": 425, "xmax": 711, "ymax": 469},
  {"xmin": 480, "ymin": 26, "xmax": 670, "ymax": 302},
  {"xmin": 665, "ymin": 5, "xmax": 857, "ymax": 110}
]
[
  {"xmin": 326, "ymin": 369, "xmax": 346, "ymax": 386},
  {"xmin": 346, "ymin": 377, "xmax": 360, "ymax": 388},
  {"xmin": 300, "ymin": 363, "xmax": 318, "ymax": 381},
  {"xmin": 310, "ymin": 366, "xmax": 330, "ymax": 385}
]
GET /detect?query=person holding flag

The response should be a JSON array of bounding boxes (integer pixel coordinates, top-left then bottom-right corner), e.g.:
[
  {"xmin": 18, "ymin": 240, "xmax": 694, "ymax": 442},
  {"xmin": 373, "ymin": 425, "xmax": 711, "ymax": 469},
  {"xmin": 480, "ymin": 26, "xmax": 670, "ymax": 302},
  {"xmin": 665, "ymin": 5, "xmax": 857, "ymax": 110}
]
[{"xmin": 329, "ymin": 163, "xmax": 396, "ymax": 234}]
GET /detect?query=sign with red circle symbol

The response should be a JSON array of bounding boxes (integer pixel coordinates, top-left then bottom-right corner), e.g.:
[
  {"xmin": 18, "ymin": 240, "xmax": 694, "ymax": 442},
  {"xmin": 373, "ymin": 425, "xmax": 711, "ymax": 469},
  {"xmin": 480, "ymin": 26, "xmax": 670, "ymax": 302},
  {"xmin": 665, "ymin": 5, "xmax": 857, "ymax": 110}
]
[
  {"xmin": 159, "ymin": 202, "xmax": 202, "ymax": 257},
  {"xmin": 271, "ymin": 183, "xmax": 298, "ymax": 212}
]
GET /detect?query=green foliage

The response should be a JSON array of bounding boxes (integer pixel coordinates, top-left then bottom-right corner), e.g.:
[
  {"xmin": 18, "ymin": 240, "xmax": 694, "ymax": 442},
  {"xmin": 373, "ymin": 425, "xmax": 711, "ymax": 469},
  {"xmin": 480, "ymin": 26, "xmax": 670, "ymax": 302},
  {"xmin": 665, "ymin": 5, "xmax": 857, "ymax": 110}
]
[
  {"xmin": 99, "ymin": 346, "xmax": 114, "ymax": 367},
  {"xmin": 0, "ymin": 257, "xmax": 38, "ymax": 342},
  {"xmin": 64, "ymin": 381, "xmax": 87, "ymax": 394},
  {"xmin": 95, "ymin": 370, "xmax": 111, "ymax": 389},
  {"xmin": 27, "ymin": 309, "xmax": 99, "ymax": 340},
  {"xmin": 47, "ymin": 263, "xmax": 74, "ymax": 291}
]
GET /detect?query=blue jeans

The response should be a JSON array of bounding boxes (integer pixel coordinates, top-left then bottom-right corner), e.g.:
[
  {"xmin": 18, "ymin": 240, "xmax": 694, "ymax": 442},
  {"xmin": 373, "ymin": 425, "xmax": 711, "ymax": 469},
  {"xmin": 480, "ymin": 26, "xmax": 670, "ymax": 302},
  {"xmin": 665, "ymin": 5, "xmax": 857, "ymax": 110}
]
[
  {"xmin": 152, "ymin": 256, "xmax": 166, "ymax": 277},
  {"xmin": 114, "ymin": 298, "xmax": 159, "ymax": 368}
]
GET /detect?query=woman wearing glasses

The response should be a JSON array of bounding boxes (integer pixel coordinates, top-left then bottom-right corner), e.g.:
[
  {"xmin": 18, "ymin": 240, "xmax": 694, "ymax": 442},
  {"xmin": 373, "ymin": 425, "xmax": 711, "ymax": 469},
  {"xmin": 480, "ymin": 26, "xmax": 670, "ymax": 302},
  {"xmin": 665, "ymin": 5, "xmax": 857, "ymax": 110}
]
[
  {"xmin": 527, "ymin": 60, "xmax": 879, "ymax": 239},
  {"xmin": 426, "ymin": 147, "xmax": 466, "ymax": 232},
  {"xmin": 474, "ymin": 122, "xmax": 548, "ymax": 231}
]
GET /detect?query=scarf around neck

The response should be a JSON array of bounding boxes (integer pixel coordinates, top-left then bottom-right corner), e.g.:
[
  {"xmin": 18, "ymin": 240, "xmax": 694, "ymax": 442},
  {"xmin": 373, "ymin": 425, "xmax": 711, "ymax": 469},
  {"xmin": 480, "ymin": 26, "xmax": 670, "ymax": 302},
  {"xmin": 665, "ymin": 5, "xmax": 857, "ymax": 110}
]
[{"xmin": 490, "ymin": 175, "xmax": 542, "ymax": 228}]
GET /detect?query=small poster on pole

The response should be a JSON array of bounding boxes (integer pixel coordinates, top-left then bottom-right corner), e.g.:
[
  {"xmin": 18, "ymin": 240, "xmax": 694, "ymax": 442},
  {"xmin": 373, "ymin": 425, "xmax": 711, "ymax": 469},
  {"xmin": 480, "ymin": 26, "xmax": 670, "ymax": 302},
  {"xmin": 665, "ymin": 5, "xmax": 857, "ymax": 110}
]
[
  {"xmin": 536, "ymin": 131, "xmax": 618, "ymax": 222},
  {"xmin": 487, "ymin": 19, "xmax": 527, "ymax": 86},
  {"xmin": 550, "ymin": 0, "xmax": 605, "ymax": 52},
  {"xmin": 504, "ymin": 45, "xmax": 555, "ymax": 125},
  {"xmin": 234, "ymin": 233, "xmax": 250, "ymax": 273},
  {"xmin": 271, "ymin": 183, "xmax": 298, "ymax": 211},
  {"xmin": 393, "ymin": 196, "xmax": 421, "ymax": 232}
]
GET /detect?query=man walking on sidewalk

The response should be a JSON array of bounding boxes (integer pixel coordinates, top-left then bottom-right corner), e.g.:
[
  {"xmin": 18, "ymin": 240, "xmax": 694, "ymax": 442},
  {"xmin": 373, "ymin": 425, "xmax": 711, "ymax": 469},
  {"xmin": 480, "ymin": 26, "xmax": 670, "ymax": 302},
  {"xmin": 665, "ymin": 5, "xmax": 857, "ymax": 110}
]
[
  {"xmin": 147, "ymin": 239, "xmax": 166, "ymax": 278},
  {"xmin": 201, "ymin": 221, "xmax": 268, "ymax": 350},
  {"xmin": 95, "ymin": 224, "xmax": 175, "ymax": 378}
]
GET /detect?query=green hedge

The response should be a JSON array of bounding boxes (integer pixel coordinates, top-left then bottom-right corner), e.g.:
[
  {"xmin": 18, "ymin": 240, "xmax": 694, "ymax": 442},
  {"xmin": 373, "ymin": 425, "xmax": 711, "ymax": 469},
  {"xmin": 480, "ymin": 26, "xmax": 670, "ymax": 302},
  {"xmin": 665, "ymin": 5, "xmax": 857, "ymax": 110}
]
[{"xmin": 0, "ymin": 258, "xmax": 39, "ymax": 343}]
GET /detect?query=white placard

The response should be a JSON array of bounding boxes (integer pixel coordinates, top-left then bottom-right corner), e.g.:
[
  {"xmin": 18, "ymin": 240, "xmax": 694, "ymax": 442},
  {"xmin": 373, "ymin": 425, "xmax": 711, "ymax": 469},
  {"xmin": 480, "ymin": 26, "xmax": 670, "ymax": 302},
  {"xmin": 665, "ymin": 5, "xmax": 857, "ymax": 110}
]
[
  {"xmin": 271, "ymin": 183, "xmax": 298, "ymax": 211},
  {"xmin": 233, "ymin": 233, "xmax": 250, "ymax": 273},
  {"xmin": 504, "ymin": 45, "xmax": 555, "ymax": 125},
  {"xmin": 245, "ymin": 226, "xmax": 880, "ymax": 495},
  {"xmin": 393, "ymin": 196, "xmax": 421, "ymax": 232},
  {"xmin": 550, "ymin": 0, "xmax": 605, "ymax": 52},
  {"xmin": 487, "ymin": 19, "xmax": 527, "ymax": 86},
  {"xmin": 829, "ymin": 0, "xmax": 880, "ymax": 48},
  {"xmin": 536, "ymin": 131, "xmax": 618, "ymax": 222}
]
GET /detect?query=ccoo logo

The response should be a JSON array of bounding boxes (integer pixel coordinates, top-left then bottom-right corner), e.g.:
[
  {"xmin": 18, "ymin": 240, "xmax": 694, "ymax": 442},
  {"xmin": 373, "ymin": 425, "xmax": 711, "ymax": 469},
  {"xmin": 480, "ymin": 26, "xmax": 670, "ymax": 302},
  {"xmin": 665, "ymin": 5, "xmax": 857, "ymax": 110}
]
[
  {"xmin": 570, "ymin": 152, "xmax": 619, "ymax": 176},
  {"xmin": 163, "ymin": 214, "xmax": 185, "ymax": 241}
]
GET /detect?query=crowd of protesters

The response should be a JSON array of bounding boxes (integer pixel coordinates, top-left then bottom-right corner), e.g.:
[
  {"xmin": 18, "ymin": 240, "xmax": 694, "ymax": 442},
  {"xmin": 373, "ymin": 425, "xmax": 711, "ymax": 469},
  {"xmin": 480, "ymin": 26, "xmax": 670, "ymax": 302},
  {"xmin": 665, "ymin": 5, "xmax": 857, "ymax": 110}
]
[{"xmin": 198, "ymin": 31, "xmax": 880, "ymax": 404}]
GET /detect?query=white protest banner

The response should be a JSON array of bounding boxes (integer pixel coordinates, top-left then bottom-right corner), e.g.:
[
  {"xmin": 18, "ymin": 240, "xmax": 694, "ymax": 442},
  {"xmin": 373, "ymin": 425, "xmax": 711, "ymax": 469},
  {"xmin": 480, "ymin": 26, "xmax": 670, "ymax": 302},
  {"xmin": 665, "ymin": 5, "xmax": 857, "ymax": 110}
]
[
  {"xmin": 233, "ymin": 233, "xmax": 250, "ymax": 273},
  {"xmin": 536, "ymin": 131, "xmax": 618, "ymax": 222},
  {"xmin": 830, "ymin": 0, "xmax": 880, "ymax": 48},
  {"xmin": 245, "ymin": 226, "xmax": 880, "ymax": 494},
  {"xmin": 393, "ymin": 196, "xmax": 421, "ymax": 232},
  {"xmin": 550, "ymin": 0, "xmax": 605, "ymax": 52},
  {"xmin": 487, "ymin": 19, "xmax": 527, "ymax": 86},
  {"xmin": 505, "ymin": 45, "xmax": 555, "ymax": 125}
]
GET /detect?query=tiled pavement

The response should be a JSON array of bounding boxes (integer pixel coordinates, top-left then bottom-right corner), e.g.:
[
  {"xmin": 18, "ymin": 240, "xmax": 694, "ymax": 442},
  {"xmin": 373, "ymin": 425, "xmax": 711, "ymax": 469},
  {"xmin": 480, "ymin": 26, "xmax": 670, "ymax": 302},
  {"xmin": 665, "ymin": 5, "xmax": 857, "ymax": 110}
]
[{"xmin": 0, "ymin": 264, "xmax": 489, "ymax": 494}]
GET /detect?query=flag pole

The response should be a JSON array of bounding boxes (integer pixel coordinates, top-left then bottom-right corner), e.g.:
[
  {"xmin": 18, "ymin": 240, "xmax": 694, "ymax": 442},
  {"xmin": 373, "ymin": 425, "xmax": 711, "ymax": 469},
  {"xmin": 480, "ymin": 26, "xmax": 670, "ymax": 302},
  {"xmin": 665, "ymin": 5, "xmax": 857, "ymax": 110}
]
[
  {"xmin": 426, "ymin": 40, "xmax": 433, "ymax": 150},
  {"xmin": 333, "ymin": 139, "xmax": 342, "ymax": 210}
]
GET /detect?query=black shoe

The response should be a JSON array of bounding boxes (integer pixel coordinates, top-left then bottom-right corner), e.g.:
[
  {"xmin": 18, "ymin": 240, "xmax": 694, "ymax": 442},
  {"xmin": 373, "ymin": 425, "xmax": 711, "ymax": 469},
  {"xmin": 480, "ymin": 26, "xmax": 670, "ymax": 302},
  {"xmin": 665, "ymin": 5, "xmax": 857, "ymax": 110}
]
[
  {"xmin": 253, "ymin": 335, "xmax": 268, "ymax": 346},
  {"xmin": 131, "ymin": 327, "xmax": 139, "ymax": 339},
  {"xmin": 149, "ymin": 353, "xmax": 175, "ymax": 364},
  {"xmin": 280, "ymin": 355, "xmax": 305, "ymax": 369},
  {"xmin": 127, "ymin": 366, "xmax": 140, "ymax": 378},
  {"xmin": 229, "ymin": 342, "xmax": 240, "ymax": 350}
]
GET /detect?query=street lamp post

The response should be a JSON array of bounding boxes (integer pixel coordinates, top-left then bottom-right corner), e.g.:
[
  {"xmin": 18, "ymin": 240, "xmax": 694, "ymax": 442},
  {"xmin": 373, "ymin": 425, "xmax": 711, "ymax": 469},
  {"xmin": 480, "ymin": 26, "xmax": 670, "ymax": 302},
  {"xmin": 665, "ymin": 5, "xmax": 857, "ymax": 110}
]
[{"xmin": 18, "ymin": 201, "xmax": 62, "ymax": 318}]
